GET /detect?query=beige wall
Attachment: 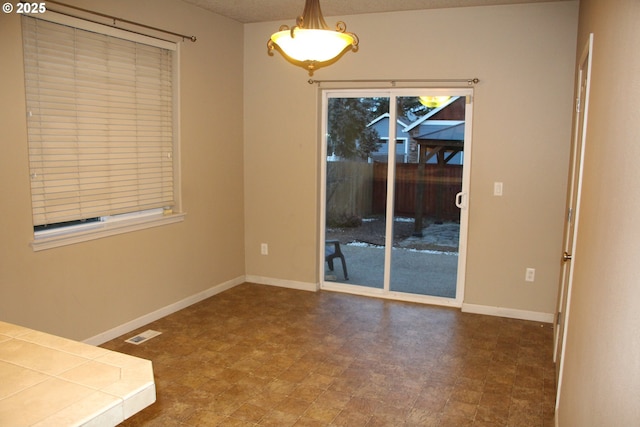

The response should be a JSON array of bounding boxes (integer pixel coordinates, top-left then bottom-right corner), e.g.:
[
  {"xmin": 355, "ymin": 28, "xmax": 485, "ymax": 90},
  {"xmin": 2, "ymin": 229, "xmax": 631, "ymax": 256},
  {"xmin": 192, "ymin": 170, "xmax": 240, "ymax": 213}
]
[
  {"xmin": 556, "ymin": 0, "xmax": 640, "ymax": 425},
  {"xmin": 0, "ymin": 0, "xmax": 583, "ymax": 342},
  {"xmin": 244, "ymin": 2, "xmax": 579, "ymax": 315},
  {"xmin": 0, "ymin": 0, "xmax": 245, "ymax": 341}
]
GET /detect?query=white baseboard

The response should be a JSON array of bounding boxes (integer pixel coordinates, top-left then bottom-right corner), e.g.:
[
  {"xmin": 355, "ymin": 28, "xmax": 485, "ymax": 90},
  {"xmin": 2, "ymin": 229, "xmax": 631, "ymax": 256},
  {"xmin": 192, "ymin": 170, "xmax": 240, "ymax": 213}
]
[
  {"xmin": 84, "ymin": 277, "xmax": 553, "ymax": 346},
  {"xmin": 462, "ymin": 303, "xmax": 554, "ymax": 323},
  {"xmin": 84, "ymin": 276, "xmax": 245, "ymax": 346},
  {"xmin": 245, "ymin": 275, "xmax": 319, "ymax": 292}
]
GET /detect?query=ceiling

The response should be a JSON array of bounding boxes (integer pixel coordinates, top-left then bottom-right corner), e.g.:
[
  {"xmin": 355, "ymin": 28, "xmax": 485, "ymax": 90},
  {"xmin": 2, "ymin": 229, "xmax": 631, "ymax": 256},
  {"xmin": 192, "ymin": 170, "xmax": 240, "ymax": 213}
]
[{"xmin": 178, "ymin": 0, "xmax": 567, "ymax": 24}]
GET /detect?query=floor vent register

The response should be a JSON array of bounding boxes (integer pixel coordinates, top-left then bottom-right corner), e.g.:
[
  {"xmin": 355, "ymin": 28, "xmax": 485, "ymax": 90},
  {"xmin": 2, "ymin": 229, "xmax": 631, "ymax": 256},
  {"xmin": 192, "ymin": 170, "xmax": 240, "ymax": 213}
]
[{"xmin": 125, "ymin": 330, "xmax": 162, "ymax": 345}]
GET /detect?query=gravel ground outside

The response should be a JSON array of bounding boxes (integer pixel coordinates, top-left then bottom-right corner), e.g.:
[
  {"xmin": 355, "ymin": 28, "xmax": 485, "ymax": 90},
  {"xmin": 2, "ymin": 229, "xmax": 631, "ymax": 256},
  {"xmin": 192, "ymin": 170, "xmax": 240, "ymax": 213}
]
[{"xmin": 326, "ymin": 215, "xmax": 459, "ymax": 252}]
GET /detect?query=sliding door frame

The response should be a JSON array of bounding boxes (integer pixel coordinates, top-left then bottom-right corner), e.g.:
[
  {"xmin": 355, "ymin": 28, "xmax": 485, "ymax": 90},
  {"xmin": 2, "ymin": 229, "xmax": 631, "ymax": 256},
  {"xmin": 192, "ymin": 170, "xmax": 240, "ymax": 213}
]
[{"xmin": 319, "ymin": 88, "xmax": 474, "ymax": 307}]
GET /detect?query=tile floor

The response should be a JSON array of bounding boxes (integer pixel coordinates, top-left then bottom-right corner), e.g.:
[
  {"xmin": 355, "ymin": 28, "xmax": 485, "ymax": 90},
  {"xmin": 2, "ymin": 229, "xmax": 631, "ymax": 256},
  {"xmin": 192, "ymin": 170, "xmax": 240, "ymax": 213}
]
[{"xmin": 101, "ymin": 283, "xmax": 556, "ymax": 426}]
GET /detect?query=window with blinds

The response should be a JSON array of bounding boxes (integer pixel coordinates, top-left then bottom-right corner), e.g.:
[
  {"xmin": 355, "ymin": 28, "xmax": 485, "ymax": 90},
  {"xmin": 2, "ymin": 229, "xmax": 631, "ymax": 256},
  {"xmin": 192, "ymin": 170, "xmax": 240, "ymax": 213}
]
[{"xmin": 22, "ymin": 14, "xmax": 177, "ymax": 236}]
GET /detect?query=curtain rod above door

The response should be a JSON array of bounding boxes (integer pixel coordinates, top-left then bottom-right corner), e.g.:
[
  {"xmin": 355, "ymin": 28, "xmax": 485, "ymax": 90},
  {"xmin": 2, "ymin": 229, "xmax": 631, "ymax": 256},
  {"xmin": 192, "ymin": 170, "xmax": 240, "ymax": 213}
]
[
  {"xmin": 308, "ymin": 78, "xmax": 480, "ymax": 86},
  {"xmin": 39, "ymin": 0, "xmax": 197, "ymax": 42}
]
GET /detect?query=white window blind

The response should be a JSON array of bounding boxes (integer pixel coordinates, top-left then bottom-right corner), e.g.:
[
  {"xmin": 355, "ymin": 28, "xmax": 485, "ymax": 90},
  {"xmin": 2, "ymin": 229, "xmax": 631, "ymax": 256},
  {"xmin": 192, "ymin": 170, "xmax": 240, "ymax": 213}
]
[{"xmin": 22, "ymin": 15, "xmax": 175, "ymax": 227}]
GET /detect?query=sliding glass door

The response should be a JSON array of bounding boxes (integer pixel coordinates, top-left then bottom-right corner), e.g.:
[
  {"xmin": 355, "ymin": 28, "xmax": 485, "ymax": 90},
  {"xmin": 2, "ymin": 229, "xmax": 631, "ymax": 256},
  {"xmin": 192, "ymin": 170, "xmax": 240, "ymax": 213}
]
[
  {"xmin": 321, "ymin": 89, "xmax": 472, "ymax": 306},
  {"xmin": 389, "ymin": 95, "xmax": 466, "ymax": 299},
  {"xmin": 324, "ymin": 96, "xmax": 389, "ymax": 291}
]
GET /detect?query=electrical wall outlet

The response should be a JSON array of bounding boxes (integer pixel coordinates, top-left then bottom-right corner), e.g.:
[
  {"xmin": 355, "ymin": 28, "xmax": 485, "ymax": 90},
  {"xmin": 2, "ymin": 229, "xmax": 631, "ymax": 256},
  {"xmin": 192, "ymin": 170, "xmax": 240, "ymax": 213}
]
[
  {"xmin": 525, "ymin": 268, "xmax": 535, "ymax": 282},
  {"xmin": 261, "ymin": 243, "xmax": 268, "ymax": 255}
]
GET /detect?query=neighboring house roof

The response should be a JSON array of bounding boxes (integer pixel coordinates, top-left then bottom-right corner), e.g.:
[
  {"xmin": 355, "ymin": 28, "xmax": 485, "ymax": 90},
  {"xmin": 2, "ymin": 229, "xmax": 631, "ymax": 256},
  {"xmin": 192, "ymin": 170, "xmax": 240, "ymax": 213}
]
[
  {"xmin": 367, "ymin": 113, "xmax": 410, "ymax": 129},
  {"xmin": 358, "ymin": 101, "xmax": 466, "ymax": 164},
  {"xmin": 403, "ymin": 96, "xmax": 461, "ymax": 132}
]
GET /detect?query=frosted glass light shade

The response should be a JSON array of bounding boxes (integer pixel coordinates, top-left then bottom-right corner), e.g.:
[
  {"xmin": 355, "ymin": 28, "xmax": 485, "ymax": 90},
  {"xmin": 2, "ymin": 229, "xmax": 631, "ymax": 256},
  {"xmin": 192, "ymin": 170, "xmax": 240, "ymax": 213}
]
[
  {"xmin": 270, "ymin": 28, "xmax": 355, "ymax": 63},
  {"xmin": 266, "ymin": 0, "xmax": 359, "ymax": 75},
  {"xmin": 419, "ymin": 96, "xmax": 452, "ymax": 108}
]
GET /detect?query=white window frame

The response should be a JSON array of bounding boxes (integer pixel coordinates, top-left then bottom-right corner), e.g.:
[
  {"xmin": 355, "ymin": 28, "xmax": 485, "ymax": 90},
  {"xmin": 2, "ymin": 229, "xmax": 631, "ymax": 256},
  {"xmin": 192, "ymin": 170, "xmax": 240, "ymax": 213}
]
[{"xmin": 23, "ymin": 12, "xmax": 184, "ymax": 251}]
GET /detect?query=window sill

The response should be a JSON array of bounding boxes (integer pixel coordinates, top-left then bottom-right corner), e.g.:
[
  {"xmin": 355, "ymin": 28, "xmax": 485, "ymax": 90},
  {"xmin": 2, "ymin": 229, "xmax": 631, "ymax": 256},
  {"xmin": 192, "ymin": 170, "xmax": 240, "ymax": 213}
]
[{"xmin": 31, "ymin": 212, "xmax": 186, "ymax": 252}]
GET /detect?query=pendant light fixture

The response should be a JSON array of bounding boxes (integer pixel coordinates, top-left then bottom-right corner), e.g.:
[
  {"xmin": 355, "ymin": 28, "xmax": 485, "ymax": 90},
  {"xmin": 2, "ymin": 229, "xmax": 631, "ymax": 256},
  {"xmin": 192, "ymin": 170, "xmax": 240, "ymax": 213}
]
[
  {"xmin": 267, "ymin": 0, "xmax": 359, "ymax": 76},
  {"xmin": 419, "ymin": 96, "xmax": 452, "ymax": 108}
]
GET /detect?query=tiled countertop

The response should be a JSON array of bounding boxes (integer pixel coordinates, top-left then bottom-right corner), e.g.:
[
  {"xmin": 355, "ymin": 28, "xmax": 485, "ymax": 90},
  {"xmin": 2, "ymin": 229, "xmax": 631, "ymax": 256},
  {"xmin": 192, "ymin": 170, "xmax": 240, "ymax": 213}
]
[{"xmin": 0, "ymin": 321, "xmax": 155, "ymax": 426}]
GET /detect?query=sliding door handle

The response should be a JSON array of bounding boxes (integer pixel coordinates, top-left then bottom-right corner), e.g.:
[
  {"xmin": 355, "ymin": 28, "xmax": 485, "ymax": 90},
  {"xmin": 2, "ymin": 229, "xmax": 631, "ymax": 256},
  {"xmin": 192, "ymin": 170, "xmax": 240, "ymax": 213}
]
[{"xmin": 455, "ymin": 192, "xmax": 467, "ymax": 209}]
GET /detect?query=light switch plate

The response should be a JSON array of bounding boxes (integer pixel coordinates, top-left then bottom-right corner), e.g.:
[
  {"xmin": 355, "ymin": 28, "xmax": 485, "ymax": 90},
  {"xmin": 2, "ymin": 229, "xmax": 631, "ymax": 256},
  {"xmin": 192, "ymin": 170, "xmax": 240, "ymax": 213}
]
[{"xmin": 494, "ymin": 182, "xmax": 503, "ymax": 196}]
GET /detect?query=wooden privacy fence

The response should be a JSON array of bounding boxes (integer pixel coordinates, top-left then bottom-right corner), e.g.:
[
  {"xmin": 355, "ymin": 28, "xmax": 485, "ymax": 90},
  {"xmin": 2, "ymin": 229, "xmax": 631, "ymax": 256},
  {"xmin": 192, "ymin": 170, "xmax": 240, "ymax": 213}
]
[
  {"xmin": 325, "ymin": 161, "xmax": 463, "ymax": 224},
  {"xmin": 326, "ymin": 161, "xmax": 374, "ymax": 224},
  {"xmin": 373, "ymin": 162, "xmax": 463, "ymax": 221}
]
